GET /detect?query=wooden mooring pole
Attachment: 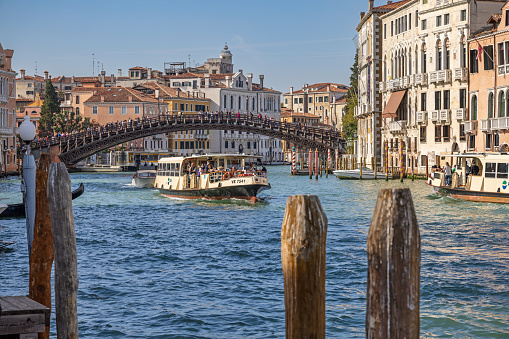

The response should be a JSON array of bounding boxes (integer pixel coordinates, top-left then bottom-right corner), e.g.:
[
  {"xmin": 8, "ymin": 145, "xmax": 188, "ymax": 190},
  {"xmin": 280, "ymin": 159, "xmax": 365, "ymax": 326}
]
[
  {"xmin": 47, "ymin": 163, "xmax": 79, "ymax": 339},
  {"xmin": 29, "ymin": 154, "xmax": 54, "ymax": 339},
  {"xmin": 281, "ymin": 195, "xmax": 327, "ymax": 338},
  {"xmin": 366, "ymin": 188, "xmax": 420, "ymax": 339}
]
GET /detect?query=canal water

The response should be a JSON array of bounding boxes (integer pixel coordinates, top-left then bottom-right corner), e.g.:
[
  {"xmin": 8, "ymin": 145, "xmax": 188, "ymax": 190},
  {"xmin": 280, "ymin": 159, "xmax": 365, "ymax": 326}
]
[{"xmin": 1, "ymin": 166, "xmax": 508, "ymax": 338}]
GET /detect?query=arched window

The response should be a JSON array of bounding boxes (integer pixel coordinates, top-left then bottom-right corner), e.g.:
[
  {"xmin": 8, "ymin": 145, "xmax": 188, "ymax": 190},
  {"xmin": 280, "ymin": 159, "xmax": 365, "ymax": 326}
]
[
  {"xmin": 444, "ymin": 38, "xmax": 450, "ymax": 70},
  {"xmin": 471, "ymin": 95, "xmax": 478, "ymax": 120},
  {"xmin": 415, "ymin": 47, "xmax": 418, "ymax": 74},
  {"xmin": 461, "ymin": 36, "xmax": 467, "ymax": 68},
  {"xmin": 499, "ymin": 91, "xmax": 505, "ymax": 118},
  {"xmin": 223, "ymin": 95, "xmax": 227, "ymax": 108},
  {"xmin": 384, "ymin": 57, "xmax": 387, "ymax": 82},
  {"xmin": 436, "ymin": 40, "xmax": 442, "ymax": 71},
  {"xmin": 488, "ymin": 92, "xmax": 494, "ymax": 119},
  {"xmin": 408, "ymin": 48, "xmax": 412, "ymax": 76}
]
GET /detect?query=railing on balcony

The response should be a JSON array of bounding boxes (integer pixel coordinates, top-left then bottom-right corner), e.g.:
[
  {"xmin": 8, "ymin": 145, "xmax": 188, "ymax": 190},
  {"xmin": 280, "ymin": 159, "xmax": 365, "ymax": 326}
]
[
  {"xmin": 453, "ymin": 67, "xmax": 468, "ymax": 81},
  {"xmin": 386, "ymin": 80, "xmax": 393, "ymax": 91},
  {"xmin": 440, "ymin": 109, "xmax": 450, "ymax": 123},
  {"xmin": 414, "ymin": 73, "xmax": 427, "ymax": 85},
  {"xmin": 463, "ymin": 121, "xmax": 478, "ymax": 134},
  {"xmin": 506, "ymin": 65, "xmax": 509, "ymax": 74},
  {"xmin": 391, "ymin": 78, "xmax": 400, "ymax": 91},
  {"xmin": 0, "ymin": 94, "xmax": 9, "ymax": 103},
  {"xmin": 389, "ymin": 120, "xmax": 407, "ymax": 133},
  {"xmin": 437, "ymin": 70, "xmax": 452, "ymax": 83},
  {"xmin": 481, "ymin": 119, "xmax": 491, "ymax": 132},
  {"xmin": 498, "ymin": 65, "xmax": 506, "ymax": 76},
  {"xmin": 491, "ymin": 118, "xmax": 500, "ymax": 130},
  {"xmin": 431, "ymin": 110, "xmax": 439, "ymax": 122},
  {"xmin": 0, "ymin": 126, "xmax": 14, "ymax": 136},
  {"xmin": 417, "ymin": 111, "xmax": 427, "ymax": 124},
  {"xmin": 429, "ymin": 71, "xmax": 438, "ymax": 83},
  {"xmin": 455, "ymin": 108, "xmax": 465, "ymax": 120},
  {"xmin": 490, "ymin": 117, "xmax": 509, "ymax": 130}
]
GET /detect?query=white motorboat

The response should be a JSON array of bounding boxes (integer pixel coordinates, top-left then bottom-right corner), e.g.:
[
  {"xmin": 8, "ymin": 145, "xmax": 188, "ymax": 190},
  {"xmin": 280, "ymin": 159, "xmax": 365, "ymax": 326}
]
[
  {"xmin": 333, "ymin": 167, "xmax": 392, "ymax": 179},
  {"xmin": 132, "ymin": 170, "xmax": 157, "ymax": 188}
]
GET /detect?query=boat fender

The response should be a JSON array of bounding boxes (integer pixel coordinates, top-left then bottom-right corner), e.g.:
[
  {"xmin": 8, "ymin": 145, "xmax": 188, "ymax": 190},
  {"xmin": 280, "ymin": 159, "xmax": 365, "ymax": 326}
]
[
  {"xmin": 222, "ymin": 173, "xmax": 230, "ymax": 180},
  {"xmin": 218, "ymin": 183, "xmax": 222, "ymax": 187}
]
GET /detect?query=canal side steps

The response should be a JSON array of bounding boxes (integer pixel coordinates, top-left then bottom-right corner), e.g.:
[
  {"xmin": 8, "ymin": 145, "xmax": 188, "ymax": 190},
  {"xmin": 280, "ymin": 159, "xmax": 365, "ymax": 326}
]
[{"xmin": 282, "ymin": 190, "xmax": 420, "ymax": 338}]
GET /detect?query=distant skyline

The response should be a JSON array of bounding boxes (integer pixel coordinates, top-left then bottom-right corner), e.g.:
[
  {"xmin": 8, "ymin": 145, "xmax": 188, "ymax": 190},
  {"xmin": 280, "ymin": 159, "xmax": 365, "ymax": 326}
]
[{"xmin": 2, "ymin": 0, "xmax": 370, "ymax": 93}]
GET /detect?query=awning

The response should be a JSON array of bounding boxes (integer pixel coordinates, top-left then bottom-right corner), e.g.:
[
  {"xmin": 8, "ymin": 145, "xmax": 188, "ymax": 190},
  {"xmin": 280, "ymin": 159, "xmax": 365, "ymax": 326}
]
[{"xmin": 382, "ymin": 90, "xmax": 406, "ymax": 118}]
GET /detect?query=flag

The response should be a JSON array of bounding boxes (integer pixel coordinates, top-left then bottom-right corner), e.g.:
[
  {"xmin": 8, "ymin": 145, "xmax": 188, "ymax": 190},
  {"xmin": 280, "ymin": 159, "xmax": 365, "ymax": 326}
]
[{"xmin": 476, "ymin": 40, "xmax": 483, "ymax": 62}]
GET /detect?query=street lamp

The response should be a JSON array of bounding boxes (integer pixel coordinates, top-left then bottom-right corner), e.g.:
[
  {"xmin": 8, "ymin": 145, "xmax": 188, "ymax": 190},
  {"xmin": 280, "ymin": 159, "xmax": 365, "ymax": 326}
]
[{"xmin": 19, "ymin": 115, "xmax": 36, "ymax": 259}]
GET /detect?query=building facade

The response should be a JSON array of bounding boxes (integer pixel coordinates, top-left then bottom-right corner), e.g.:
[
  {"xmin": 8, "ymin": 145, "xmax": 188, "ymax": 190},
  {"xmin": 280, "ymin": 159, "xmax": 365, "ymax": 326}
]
[
  {"xmin": 15, "ymin": 69, "xmax": 45, "ymax": 100},
  {"xmin": 0, "ymin": 42, "xmax": 17, "ymax": 175}
]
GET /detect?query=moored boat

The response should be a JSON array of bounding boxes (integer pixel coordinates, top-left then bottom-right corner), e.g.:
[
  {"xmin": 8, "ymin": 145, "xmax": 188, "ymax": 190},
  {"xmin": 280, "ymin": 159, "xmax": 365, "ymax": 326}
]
[
  {"xmin": 154, "ymin": 154, "xmax": 270, "ymax": 203},
  {"xmin": 426, "ymin": 153, "xmax": 509, "ymax": 203},
  {"xmin": 333, "ymin": 167, "xmax": 391, "ymax": 179},
  {"xmin": 132, "ymin": 170, "xmax": 157, "ymax": 188}
]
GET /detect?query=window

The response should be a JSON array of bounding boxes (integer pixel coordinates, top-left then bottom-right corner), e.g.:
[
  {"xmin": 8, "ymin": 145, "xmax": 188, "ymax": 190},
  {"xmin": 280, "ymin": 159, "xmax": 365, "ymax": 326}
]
[
  {"xmin": 93, "ymin": 106, "xmax": 98, "ymax": 114},
  {"xmin": 506, "ymin": 9, "xmax": 509, "ymax": 26},
  {"xmin": 324, "ymin": 96, "xmax": 328, "ymax": 102},
  {"xmin": 498, "ymin": 43, "xmax": 505, "ymax": 65},
  {"xmin": 294, "ymin": 98, "xmax": 298, "ymax": 104},
  {"xmin": 488, "ymin": 92, "xmax": 494, "ymax": 118},
  {"xmin": 421, "ymin": 19, "xmax": 427, "ymax": 30},
  {"xmin": 494, "ymin": 133, "xmax": 500, "ymax": 147},
  {"xmin": 485, "ymin": 162, "xmax": 496, "ymax": 178},
  {"xmin": 109, "ymin": 106, "xmax": 114, "ymax": 114},
  {"xmin": 460, "ymin": 89, "xmax": 467, "ymax": 111},
  {"xmin": 435, "ymin": 91, "xmax": 442, "ymax": 110},
  {"xmin": 225, "ymin": 141, "xmax": 228, "ymax": 149},
  {"xmin": 180, "ymin": 103, "xmax": 185, "ymax": 111},
  {"xmin": 28, "ymin": 83, "xmax": 32, "ymax": 87},
  {"xmin": 436, "ymin": 16, "xmax": 442, "ymax": 27},
  {"xmin": 500, "ymin": 91, "xmax": 506, "ymax": 118},
  {"xmin": 308, "ymin": 97, "xmax": 312, "ymax": 103},
  {"xmin": 421, "ymin": 93, "xmax": 426, "ymax": 111},
  {"xmin": 135, "ymin": 106, "xmax": 140, "ymax": 114},
  {"xmin": 75, "ymin": 95, "xmax": 80, "ymax": 104},
  {"xmin": 76, "ymin": 107, "xmax": 80, "ymax": 115},
  {"xmin": 285, "ymin": 98, "xmax": 288, "ymax": 105},
  {"xmin": 299, "ymin": 98, "xmax": 303, "ymax": 104},
  {"xmin": 435, "ymin": 125, "xmax": 441, "ymax": 142},
  {"xmin": 415, "ymin": 10, "xmax": 418, "ymax": 27},
  {"xmin": 444, "ymin": 13, "xmax": 449, "ymax": 25},
  {"xmin": 443, "ymin": 125, "xmax": 450, "ymax": 142},
  {"xmin": 391, "ymin": 21, "xmax": 394, "ymax": 36},
  {"xmin": 409, "ymin": 14, "xmax": 412, "ymax": 29},
  {"xmin": 471, "ymin": 95, "xmax": 478, "ymax": 120},
  {"xmin": 121, "ymin": 106, "xmax": 126, "ymax": 114},
  {"xmin": 484, "ymin": 45, "xmax": 494, "ymax": 70},
  {"xmin": 443, "ymin": 90, "xmax": 450, "ymax": 109},
  {"xmin": 497, "ymin": 163, "xmax": 508, "ymax": 179},
  {"xmin": 185, "ymin": 103, "xmax": 188, "ymax": 111},
  {"xmin": 469, "ymin": 135, "xmax": 476, "ymax": 149},
  {"xmin": 486, "ymin": 133, "xmax": 492, "ymax": 149},
  {"xmin": 470, "ymin": 50, "xmax": 479, "ymax": 73},
  {"xmin": 420, "ymin": 126, "xmax": 427, "ymax": 142},
  {"xmin": 460, "ymin": 124, "xmax": 466, "ymax": 141},
  {"xmin": 384, "ymin": 24, "xmax": 387, "ymax": 39},
  {"xmin": 247, "ymin": 142, "xmax": 251, "ymax": 149},
  {"xmin": 231, "ymin": 141, "xmax": 235, "ymax": 149},
  {"xmin": 318, "ymin": 97, "xmax": 323, "ymax": 103},
  {"xmin": 461, "ymin": 9, "xmax": 467, "ymax": 22}
]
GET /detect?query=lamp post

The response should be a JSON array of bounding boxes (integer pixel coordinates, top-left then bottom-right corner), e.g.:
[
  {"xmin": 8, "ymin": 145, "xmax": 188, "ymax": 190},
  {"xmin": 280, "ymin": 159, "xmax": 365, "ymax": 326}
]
[{"xmin": 19, "ymin": 115, "xmax": 36, "ymax": 259}]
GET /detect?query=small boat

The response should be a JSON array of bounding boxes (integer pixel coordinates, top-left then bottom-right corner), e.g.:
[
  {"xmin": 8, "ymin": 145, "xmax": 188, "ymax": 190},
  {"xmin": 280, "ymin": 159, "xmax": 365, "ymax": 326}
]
[
  {"xmin": 0, "ymin": 183, "xmax": 85, "ymax": 218},
  {"xmin": 154, "ymin": 154, "xmax": 270, "ymax": 203},
  {"xmin": 132, "ymin": 170, "xmax": 157, "ymax": 188},
  {"xmin": 426, "ymin": 152, "xmax": 509, "ymax": 203},
  {"xmin": 333, "ymin": 167, "xmax": 391, "ymax": 179}
]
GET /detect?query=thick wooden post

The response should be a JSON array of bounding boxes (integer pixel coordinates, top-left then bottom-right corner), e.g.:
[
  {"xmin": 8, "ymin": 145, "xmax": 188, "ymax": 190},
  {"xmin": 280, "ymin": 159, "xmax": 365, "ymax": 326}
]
[
  {"xmin": 29, "ymin": 154, "xmax": 54, "ymax": 339},
  {"xmin": 374, "ymin": 156, "xmax": 377, "ymax": 180},
  {"xmin": 366, "ymin": 189, "xmax": 420, "ymax": 339},
  {"xmin": 425, "ymin": 155, "xmax": 429, "ymax": 178},
  {"xmin": 411, "ymin": 155, "xmax": 415, "ymax": 181},
  {"xmin": 47, "ymin": 163, "xmax": 79, "ymax": 339},
  {"xmin": 281, "ymin": 195, "xmax": 327, "ymax": 339}
]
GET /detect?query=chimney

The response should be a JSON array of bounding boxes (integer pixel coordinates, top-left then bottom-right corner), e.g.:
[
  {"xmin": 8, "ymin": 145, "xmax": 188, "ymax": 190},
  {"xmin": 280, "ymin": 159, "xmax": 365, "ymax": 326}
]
[
  {"xmin": 148, "ymin": 68, "xmax": 152, "ymax": 80},
  {"xmin": 369, "ymin": 0, "xmax": 374, "ymax": 10},
  {"xmin": 360, "ymin": 12, "xmax": 365, "ymax": 20},
  {"xmin": 386, "ymin": 1, "xmax": 392, "ymax": 4},
  {"xmin": 226, "ymin": 75, "xmax": 232, "ymax": 88},
  {"xmin": 239, "ymin": 69, "xmax": 243, "ymax": 74},
  {"xmin": 205, "ymin": 73, "xmax": 210, "ymax": 88},
  {"xmin": 20, "ymin": 69, "xmax": 25, "ymax": 80},
  {"xmin": 247, "ymin": 73, "xmax": 253, "ymax": 91},
  {"xmin": 111, "ymin": 74, "xmax": 114, "ymax": 83},
  {"xmin": 101, "ymin": 70, "xmax": 106, "ymax": 86},
  {"xmin": 290, "ymin": 86, "xmax": 293, "ymax": 94},
  {"xmin": 44, "ymin": 71, "xmax": 48, "ymax": 81},
  {"xmin": 118, "ymin": 69, "xmax": 122, "ymax": 77},
  {"xmin": 72, "ymin": 75, "xmax": 75, "ymax": 84},
  {"xmin": 259, "ymin": 75, "xmax": 264, "ymax": 90},
  {"xmin": 100, "ymin": 95, "xmax": 105, "ymax": 102},
  {"xmin": 128, "ymin": 95, "xmax": 133, "ymax": 102}
]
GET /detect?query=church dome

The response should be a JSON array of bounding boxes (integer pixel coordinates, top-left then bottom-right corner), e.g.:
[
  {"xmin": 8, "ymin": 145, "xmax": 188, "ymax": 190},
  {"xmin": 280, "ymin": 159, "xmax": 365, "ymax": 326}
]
[{"xmin": 220, "ymin": 43, "xmax": 232, "ymax": 57}]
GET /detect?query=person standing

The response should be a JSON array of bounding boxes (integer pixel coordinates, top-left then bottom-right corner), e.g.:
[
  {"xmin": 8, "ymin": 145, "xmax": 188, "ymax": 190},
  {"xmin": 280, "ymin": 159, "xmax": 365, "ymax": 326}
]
[{"xmin": 444, "ymin": 162, "xmax": 452, "ymax": 186}]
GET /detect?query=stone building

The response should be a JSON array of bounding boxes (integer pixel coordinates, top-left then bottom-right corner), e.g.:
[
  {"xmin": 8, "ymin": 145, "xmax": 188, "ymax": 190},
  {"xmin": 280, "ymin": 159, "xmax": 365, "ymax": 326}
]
[
  {"xmin": 0, "ymin": 42, "xmax": 17, "ymax": 175},
  {"xmin": 15, "ymin": 69, "xmax": 45, "ymax": 100}
]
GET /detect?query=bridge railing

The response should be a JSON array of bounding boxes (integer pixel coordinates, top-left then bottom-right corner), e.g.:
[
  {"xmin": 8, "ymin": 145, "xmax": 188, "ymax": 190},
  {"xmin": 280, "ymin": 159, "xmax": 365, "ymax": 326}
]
[{"xmin": 28, "ymin": 113, "xmax": 344, "ymax": 153}]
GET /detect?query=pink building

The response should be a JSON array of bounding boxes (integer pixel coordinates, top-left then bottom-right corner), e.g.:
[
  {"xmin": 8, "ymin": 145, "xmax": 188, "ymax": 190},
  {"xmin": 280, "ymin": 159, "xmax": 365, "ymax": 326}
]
[{"xmin": 0, "ymin": 42, "xmax": 17, "ymax": 175}]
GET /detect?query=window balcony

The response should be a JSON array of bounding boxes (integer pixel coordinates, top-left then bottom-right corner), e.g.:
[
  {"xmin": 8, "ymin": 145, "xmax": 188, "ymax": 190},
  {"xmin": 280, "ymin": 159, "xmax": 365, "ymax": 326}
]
[
  {"xmin": 480, "ymin": 119, "xmax": 491, "ymax": 132},
  {"xmin": 455, "ymin": 108, "xmax": 465, "ymax": 120},
  {"xmin": 437, "ymin": 70, "xmax": 451, "ymax": 83},
  {"xmin": 429, "ymin": 71, "xmax": 438, "ymax": 83},
  {"xmin": 0, "ymin": 94, "xmax": 8, "ymax": 103},
  {"xmin": 378, "ymin": 81, "xmax": 385, "ymax": 93},
  {"xmin": 389, "ymin": 120, "xmax": 407, "ymax": 133},
  {"xmin": 440, "ymin": 109, "xmax": 450, "ymax": 123},
  {"xmin": 491, "ymin": 117, "xmax": 509, "ymax": 130},
  {"xmin": 0, "ymin": 126, "xmax": 14, "ymax": 136},
  {"xmin": 402, "ymin": 76, "xmax": 408, "ymax": 88},
  {"xmin": 386, "ymin": 80, "xmax": 393, "ymax": 91},
  {"xmin": 498, "ymin": 65, "xmax": 506, "ymax": 76},
  {"xmin": 414, "ymin": 73, "xmax": 427, "ymax": 85},
  {"xmin": 390, "ymin": 78, "xmax": 400, "ymax": 91},
  {"xmin": 491, "ymin": 118, "xmax": 500, "ymax": 130},
  {"xmin": 417, "ymin": 111, "xmax": 427, "ymax": 124},
  {"xmin": 453, "ymin": 67, "xmax": 468, "ymax": 81},
  {"xmin": 464, "ymin": 121, "xmax": 478, "ymax": 134},
  {"xmin": 431, "ymin": 110, "xmax": 440, "ymax": 122}
]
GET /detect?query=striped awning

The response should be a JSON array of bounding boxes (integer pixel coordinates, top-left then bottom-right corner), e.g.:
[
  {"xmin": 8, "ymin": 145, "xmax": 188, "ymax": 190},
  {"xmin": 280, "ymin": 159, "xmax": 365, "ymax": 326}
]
[{"xmin": 382, "ymin": 90, "xmax": 406, "ymax": 118}]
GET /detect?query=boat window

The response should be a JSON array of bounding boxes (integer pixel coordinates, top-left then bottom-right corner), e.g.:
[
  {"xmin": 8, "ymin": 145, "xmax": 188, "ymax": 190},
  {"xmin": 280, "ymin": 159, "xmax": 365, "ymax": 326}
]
[
  {"xmin": 497, "ymin": 163, "xmax": 508, "ymax": 179},
  {"xmin": 485, "ymin": 162, "xmax": 496, "ymax": 178}
]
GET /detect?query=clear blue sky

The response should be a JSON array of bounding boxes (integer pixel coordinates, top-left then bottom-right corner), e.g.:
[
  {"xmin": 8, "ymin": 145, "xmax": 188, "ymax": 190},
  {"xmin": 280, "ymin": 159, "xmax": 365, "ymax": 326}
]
[{"xmin": 1, "ymin": 0, "xmax": 369, "ymax": 93}]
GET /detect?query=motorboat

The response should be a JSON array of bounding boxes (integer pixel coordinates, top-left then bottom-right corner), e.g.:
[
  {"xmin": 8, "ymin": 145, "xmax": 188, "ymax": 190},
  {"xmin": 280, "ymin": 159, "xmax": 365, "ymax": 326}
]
[
  {"xmin": 154, "ymin": 154, "xmax": 270, "ymax": 203},
  {"xmin": 333, "ymin": 167, "xmax": 391, "ymax": 179},
  {"xmin": 132, "ymin": 170, "xmax": 157, "ymax": 188},
  {"xmin": 426, "ymin": 152, "xmax": 509, "ymax": 203}
]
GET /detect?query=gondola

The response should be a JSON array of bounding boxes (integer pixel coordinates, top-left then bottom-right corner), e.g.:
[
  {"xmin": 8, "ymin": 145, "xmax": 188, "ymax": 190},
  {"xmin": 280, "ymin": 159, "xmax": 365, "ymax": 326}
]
[{"xmin": 0, "ymin": 183, "xmax": 84, "ymax": 218}]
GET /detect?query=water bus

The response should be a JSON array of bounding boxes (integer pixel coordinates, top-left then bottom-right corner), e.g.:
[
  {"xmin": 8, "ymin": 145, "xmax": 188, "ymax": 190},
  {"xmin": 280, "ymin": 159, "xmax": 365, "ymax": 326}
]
[
  {"xmin": 426, "ymin": 153, "xmax": 509, "ymax": 203},
  {"xmin": 154, "ymin": 154, "xmax": 270, "ymax": 203}
]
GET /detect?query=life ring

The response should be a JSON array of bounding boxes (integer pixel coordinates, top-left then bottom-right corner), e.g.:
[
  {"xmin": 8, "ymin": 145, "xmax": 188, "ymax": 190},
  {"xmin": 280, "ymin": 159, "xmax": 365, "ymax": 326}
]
[{"xmin": 222, "ymin": 172, "xmax": 230, "ymax": 180}]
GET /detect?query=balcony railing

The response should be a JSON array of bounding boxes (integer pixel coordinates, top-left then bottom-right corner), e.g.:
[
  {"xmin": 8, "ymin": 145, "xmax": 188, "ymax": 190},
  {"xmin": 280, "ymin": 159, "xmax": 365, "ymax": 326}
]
[
  {"xmin": 389, "ymin": 120, "xmax": 407, "ymax": 133},
  {"xmin": 437, "ymin": 70, "xmax": 452, "ymax": 83},
  {"xmin": 498, "ymin": 65, "xmax": 506, "ymax": 76},
  {"xmin": 481, "ymin": 119, "xmax": 491, "ymax": 132},
  {"xmin": 417, "ymin": 111, "xmax": 427, "ymax": 124},
  {"xmin": 431, "ymin": 110, "xmax": 439, "ymax": 122},
  {"xmin": 0, "ymin": 126, "xmax": 14, "ymax": 136},
  {"xmin": 491, "ymin": 118, "xmax": 500, "ymax": 130},
  {"xmin": 378, "ymin": 81, "xmax": 385, "ymax": 93},
  {"xmin": 464, "ymin": 121, "xmax": 478, "ymax": 134},
  {"xmin": 0, "ymin": 94, "xmax": 8, "ymax": 103},
  {"xmin": 429, "ymin": 71, "xmax": 438, "ymax": 83},
  {"xmin": 455, "ymin": 108, "xmax": 465, "ymax": 120},
  {"xmin": 506, "ymin": 65, "xmax": 509, "ymax": 74},
  {"xmin": 491, "ymin": 117, "xmax": 509, "ymax": 130},
  {"xmin": 391, "ymin": 78, "xmax": 400, "ymax": 91},
  {"xmin": 414, "ymin": 73, "xmax": 427, "ymax": 85},
  {"xmin": 453, "ymin": 67, "xmax": 468, "ymax": 81},
  {"xmin": 440, "ymin": 109, "xmax": 450, "ymax": 123}
]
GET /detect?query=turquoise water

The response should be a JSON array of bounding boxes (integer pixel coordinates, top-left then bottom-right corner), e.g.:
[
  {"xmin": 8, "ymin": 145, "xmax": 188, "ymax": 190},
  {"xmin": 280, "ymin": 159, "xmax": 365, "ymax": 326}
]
[{"xmin": 1, "ymin": 166, "xmax": 508, "ymax": 338}]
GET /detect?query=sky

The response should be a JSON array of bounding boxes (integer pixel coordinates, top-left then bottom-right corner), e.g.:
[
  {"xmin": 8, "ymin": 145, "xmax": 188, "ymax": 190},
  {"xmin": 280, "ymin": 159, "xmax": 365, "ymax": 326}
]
[{"xmin": 1, "ymin": 0, "xmax": 369, "ymax": 94}]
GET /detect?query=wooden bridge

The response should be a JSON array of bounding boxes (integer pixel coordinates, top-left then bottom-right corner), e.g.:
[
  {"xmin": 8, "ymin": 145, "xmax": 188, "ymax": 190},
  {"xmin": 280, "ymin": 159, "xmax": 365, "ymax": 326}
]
[{"xmin": 30, "ymin": 113, "xmax": 346, "ymax": 165}]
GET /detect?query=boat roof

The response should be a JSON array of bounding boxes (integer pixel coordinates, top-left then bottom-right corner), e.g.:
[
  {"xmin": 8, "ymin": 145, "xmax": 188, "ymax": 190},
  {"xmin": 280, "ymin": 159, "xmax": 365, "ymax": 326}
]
[{"xmin": 158, "ymin": 154, "xmax": 261, "ymax": 163}]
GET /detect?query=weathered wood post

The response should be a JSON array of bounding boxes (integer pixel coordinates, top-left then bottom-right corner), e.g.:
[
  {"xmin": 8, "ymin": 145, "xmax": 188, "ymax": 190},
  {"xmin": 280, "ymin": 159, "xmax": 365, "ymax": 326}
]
[
  {"xmin": 359, "ymin": 158, "xmax": 363, "ymax": 180},
  {"xmin": 281, "ymin": 195, "xmax": 327, "ymax": 338},
  {"xmin": 315, "ymin": 149, "xmax": 319, "ymax": 180},
  {"xmin": 411, "ymin": 155, "xmax": 415, "ymax": 181},
  {"xmin": 425, "ymin": 155, "xmax": 429, "ymax": 178},
  {"xmin": 47, "ymin": 163, "xmax": 79, "ymax": 339},
  {"xmin": 29, "ymin": 154, "xmax": 54, "ymax": 339},
  {"xmin": 309, "ymin": 149, "xmax": 313, "ymax": 179},
  {"xmin": 367, "ymin": 188, "xmax": 420, "ymax": 339},
  {"xmin": 374, "ymin": 156, "xmax": 377, "ymax": 180},
  {"xmin": 400, "ymin": 141, "xmax": 404, "ymax": 183},
  {"xmin": 385, "ymin": 140, "xmax": 389, "ymax": 182}
]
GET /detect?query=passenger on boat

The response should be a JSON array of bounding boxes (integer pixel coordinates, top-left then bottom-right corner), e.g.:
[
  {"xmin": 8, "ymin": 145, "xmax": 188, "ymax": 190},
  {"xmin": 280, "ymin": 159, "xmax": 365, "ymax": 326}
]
[
  {"xmin": 471, "ymin": 162, "xmax": 480, "ymax": 176},
  {"xmin": 444, "ymin": 162, "xmax": 452, "ymax": 186}
]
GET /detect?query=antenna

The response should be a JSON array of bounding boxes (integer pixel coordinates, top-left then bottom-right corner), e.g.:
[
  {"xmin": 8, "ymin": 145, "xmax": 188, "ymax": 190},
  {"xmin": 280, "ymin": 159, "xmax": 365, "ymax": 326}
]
[
  {"xmin": 35, "ymin": 61, "xmax": 37, "ymax": 75},
  {"xmin": 101, "ymin": 63, "xmax": 104, "ymax": 71},
  {"xmin": 92, "ymin": 53, "xmax": 95, "ymax": 76},
  {"xmin": 188, "ymin": 54, "xmax": 191, "ymax": 67},
  {"xmin": 97, "ymin": 62, "xmax": 100, "ymax": 76}
]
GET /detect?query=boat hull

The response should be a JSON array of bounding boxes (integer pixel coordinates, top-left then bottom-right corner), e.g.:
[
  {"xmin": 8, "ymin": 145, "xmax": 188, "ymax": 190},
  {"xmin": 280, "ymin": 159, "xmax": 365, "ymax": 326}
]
[
  {"xmin": 132, "ymin": 177, "xmax": 155, "ymax": 188},
  {"xmin": 158, "ymin": 184, "xmax": 269, "ymax": 203},
  {"xmin": 426, "ymin": 181, "xmax": 509, "ymax": 203}
]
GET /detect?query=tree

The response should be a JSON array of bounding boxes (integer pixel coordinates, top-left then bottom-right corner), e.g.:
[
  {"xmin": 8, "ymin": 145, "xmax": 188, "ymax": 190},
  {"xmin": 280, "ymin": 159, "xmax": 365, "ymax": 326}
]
[
  {"xmin": 342, "ymin": 50, "xmax": 359, "ymax": 143},
  {"xmin": 53, "ymin": 110, "xmax": 92, "ymax": 135},
  {"xmin": 38, "ymin": 80, "xmax": 60, "ymax": 137}
]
